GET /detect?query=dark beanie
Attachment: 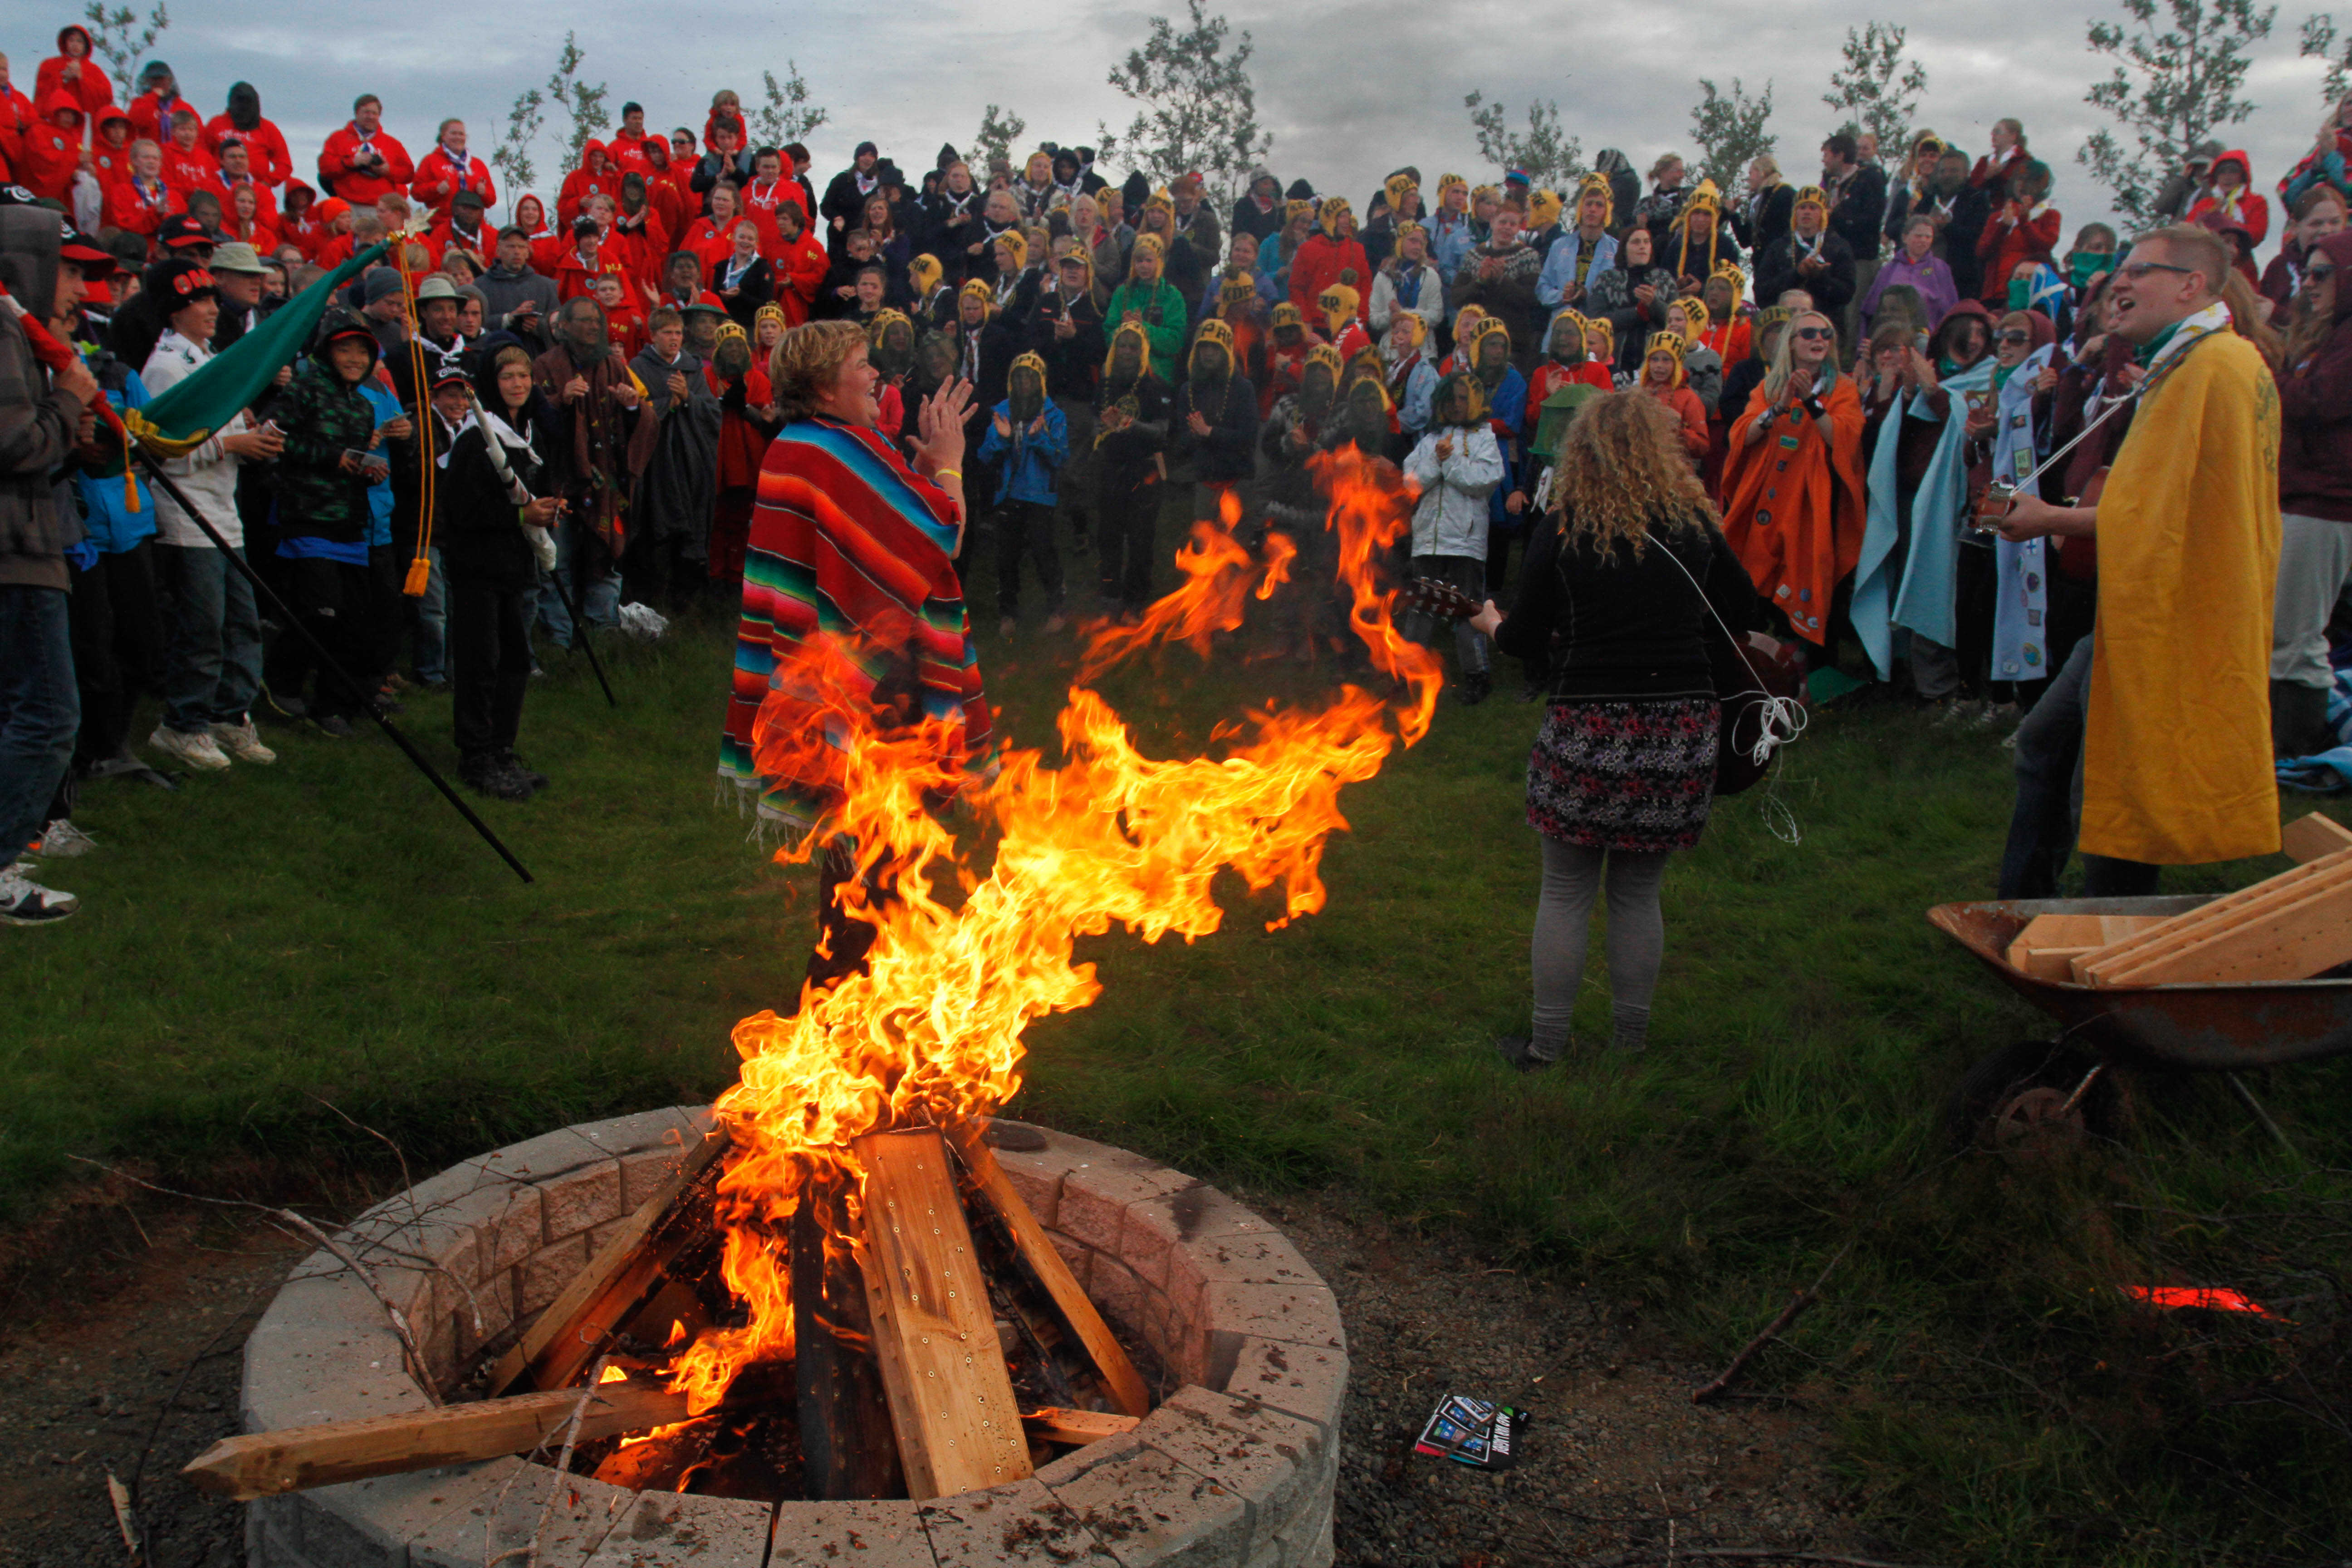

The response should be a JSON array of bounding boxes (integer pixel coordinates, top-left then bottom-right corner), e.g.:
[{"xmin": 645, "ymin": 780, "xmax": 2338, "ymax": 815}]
[
  {"xmin": 1286, "ymin": 178, "xmax": 1316, "ymax": 201},
  {"xmin": 1121, "ymin": 171, "xmax": 1150, "ymax": 209}
]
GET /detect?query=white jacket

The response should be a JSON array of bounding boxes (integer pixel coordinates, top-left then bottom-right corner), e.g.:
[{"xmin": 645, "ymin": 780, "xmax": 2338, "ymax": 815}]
[
  {"xmin": 1370, "ymin": 262, "xmax": 1446, "ymax": 337},
  {"xmin": 1403, "ymin": 423, "xmax": 1503, "ymax": 559},
  {"xmin": 140, "ymin": 330, "xmax": 251, "ymax": 549}
]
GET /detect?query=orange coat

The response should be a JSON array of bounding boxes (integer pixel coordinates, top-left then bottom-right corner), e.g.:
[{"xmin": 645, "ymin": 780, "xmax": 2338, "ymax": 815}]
[
  {"xmin": 1647, "ymin": 382, "xmax": 1710, "ymax": 459},
  {"xmin": 1719, "ymin": 373, "xmax": 1867, "ymax": 645}
]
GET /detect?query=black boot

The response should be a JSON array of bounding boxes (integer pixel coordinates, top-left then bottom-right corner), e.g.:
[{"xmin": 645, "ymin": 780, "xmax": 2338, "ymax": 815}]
[
  {"xmin": 501, "ymin": 749, "xmax": 549, "ymax": 792},
  {"xmin": 461, "ymin": 751, "xmax": 533, "ymax": 801},
  {"xmin": 2272, "ymin": 679, "xmax": 2334, "ymax": 759},
  {"xmin": 1455, "ymin": 670, "xmax": 1493, "ymax": 707}
]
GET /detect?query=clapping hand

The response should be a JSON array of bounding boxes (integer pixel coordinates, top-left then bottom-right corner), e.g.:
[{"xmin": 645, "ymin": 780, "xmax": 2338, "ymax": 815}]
[{"xmin": 912, "ymin": 377, "xmax": 976, "ymax": 475}]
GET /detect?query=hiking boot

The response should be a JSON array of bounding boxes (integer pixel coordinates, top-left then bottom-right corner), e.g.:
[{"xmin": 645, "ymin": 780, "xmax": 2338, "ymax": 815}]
[
  {"xmin": 1455, "ymin": 671, "xmax": 1493, "ymax": 707},
  {"xmin": 1493, "ymin": 1034, "xmax": 1556, "ymax": 1074},
  {"xmin": 210, "ymin": 716, "xmax": 277, "ymax": 764},
  {"xmin": 311, "ymin": 713, "xmax": 355, "ymax": 738},
  {"xmin": 500, "ymin": 750, "xmax": 549, "ymax": 792},
  {"xmin": 31, "ymin": 819, "xmax": 98, "ymax": 858},
  {"xmin": 460, "ymin": 752, "xmax": 533, "ymax": 802},
  {"xmin": 0, "ymin": 862, "xmax": 79, "ymax": 925},
  {"xmin": 148, "ymin": 723, "xmax": 232, "ymax": 771}
]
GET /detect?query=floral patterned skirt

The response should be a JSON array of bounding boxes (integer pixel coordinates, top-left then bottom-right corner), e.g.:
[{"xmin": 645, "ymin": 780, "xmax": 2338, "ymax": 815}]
[{"xmin": 1527, "ymin": 697, "xmax": 1721, "ymax": 852}]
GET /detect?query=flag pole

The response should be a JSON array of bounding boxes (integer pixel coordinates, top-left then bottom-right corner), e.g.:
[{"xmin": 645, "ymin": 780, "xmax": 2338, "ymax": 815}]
[{"xmin": 131, "ymin": 451, "xmax": 535, "ymax": 885}]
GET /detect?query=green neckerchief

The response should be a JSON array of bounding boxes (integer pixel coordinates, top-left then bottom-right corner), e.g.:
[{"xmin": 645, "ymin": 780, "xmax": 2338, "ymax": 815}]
[
  {"xmin": 1992, "ymin": 362, "xmax": 2016, "ymax": 395},
  {"xmin": 2134, "ymin": 316, "xmax": 2185, "ymax": 368}
]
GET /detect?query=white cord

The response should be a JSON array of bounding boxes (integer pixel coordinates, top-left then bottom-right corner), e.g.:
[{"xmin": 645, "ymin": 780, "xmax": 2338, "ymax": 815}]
[{"xmin": 1655, "ymin": 540, "xmax": 1809, "ymax": 768}]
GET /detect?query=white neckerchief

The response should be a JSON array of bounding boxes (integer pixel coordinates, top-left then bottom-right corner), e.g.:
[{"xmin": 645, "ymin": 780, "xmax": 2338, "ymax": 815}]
[
  {"xmin": 855, "ymin": 170, "xmax": 877, "ymax": 196},
  {"xmin": 440, "ymin": 140, "xmax": 466, "ymax": 168},
  {"xmin": 2145, "ymin": 299, "xmax": 2232, "ymax": 380}
]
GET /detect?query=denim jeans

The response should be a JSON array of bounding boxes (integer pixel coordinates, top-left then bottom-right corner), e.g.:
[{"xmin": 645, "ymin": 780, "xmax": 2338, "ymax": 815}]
[
  {"xmin": 1997, "ymin": 636, "xmax": 2158, "ymax": 897},
  {"xmin": 0, "ymin": 585, "xmax": 80, "ymax": 858},
  {"xmin": 158, "ymin": 544, "xmax": 263, "ymax": 731},
  {"xmin": 534, "ymin": 516, "xmax": 618, "ymax": 651},
  {"xmin": 412, "ymin": 545, "xmax": 446, "ymax": 684}
]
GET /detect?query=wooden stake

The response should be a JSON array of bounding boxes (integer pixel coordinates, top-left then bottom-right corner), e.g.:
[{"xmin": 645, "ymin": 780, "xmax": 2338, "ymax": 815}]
[
  {"xmin": 2283, "ymin": 812, "xmax": 2352, "ymax": 865},
  {"xmin": 1023, "ymin": 1407, "xmax": 1140, "ymax": 1446},
  {"xmin": 486, "ymin": 1127, "xmax": 729, "ymax": 1397},
  {"xmin": 793, "ymin": 1174, "xmax": 904, "ymax": 1500},
  {"xmin": 2076, "ymin": 848, "xmax": 2352, "ymax": 985},
  {"xmin": 181, "ymin": 1381, "xmax": 694, "ymax": 1500},
  {"xmin": 947, "ymin": 1124, "xmax": 1152, "ymax": 1418},
  {"xmin": 850, "ymin": 1127, "xmax": 1033, "ymax": 1499}
]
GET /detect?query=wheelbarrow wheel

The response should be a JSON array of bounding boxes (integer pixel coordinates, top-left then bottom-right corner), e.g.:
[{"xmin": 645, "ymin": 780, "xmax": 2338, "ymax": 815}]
[{"xmin": 1950, "ymin": 1040, "xmax": 2120, "ymax": 1149}]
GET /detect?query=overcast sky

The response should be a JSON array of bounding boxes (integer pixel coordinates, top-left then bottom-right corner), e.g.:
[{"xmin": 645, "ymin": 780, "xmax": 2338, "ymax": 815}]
[{"xmin": 8, "ymin": 0, "xmax": 2342, "ymax": 256}]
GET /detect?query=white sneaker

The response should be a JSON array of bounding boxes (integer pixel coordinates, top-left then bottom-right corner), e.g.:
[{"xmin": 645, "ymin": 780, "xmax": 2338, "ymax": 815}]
[
  {"xmin": 148, "ymin": 723, "xmax": 230, "ymax": 771},
  {"xmin": 209, "ymin": 716, "xmax": 277, "ymax": 764},
  {"xmin": 0, "ymin": 861, "xmax": 78, "ymax": 925},
  {"xmin": 32, "ymin": 819, "xmax": 98, "ymax": 858}
]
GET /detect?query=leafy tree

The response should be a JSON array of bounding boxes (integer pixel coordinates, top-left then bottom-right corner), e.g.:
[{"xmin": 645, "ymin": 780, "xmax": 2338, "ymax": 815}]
[
  {"xmin": 2079, "ymin": 0, "xmax": 2275, "ymax": 222},
  {"xmin": 750, "ymin": 64, "xmax": 828, "ymax": 151},
  {"xmin": 1690, "ymin": 78, "xmax": 1777, "ymax": 192},
  {"xmin": 79, "ymin": 1, "xmax": 169, "ymax": 103},
  {"xmin": 1822, "ymin": 22, "xmax": 1929, "ymax": 165},
  {"xmin": 1105, "ymin": 0, "xmax": 1273, "ymax": 211},
  {"xmin": 1463, "ymin": 91, "xmax": 1585, "ymax": 190},
  {"xmin": 544, "ymin": 30, "xmax": 611, "ymax": 170},
  {"xmin": 970, "ymin": 105, "xmax": 1029, "ymax": 176},
  {"xmin": 2301, "ymin": 11, "xmax": 2350, "ymax": 100},
  {"xmin": 490, "ymin": 87, "xmax": 544, "ymax": 201}
]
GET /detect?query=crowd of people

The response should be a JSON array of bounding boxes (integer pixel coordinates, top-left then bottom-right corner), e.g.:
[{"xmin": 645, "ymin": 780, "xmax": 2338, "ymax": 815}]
[{"xmin": 0, "ymin": 31, "xmax": 2345, "ymax": 966}]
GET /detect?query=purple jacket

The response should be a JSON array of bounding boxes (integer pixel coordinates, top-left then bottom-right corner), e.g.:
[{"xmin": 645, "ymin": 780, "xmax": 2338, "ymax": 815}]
[
  {"xmin": 2278, "ymin": 229, "xmax": 2352, "ymax": 523},
  {"xmin": 1860, "ymin": 252, "xmax": 1960, "ymax": 336}
]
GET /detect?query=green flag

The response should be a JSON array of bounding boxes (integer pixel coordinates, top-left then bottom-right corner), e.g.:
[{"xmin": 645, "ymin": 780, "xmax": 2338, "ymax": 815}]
[{"xmin": 124, "ymin": 241, "xmax": 389, "ymax": 460}]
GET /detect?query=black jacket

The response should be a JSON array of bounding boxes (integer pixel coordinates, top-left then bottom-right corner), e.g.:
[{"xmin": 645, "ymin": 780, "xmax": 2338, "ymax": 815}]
[
  {"xmin": 440, "ymin": 413, "xmax": 549, "ymax": 591},
  {"xmin": 1826, "ymin": 165, "xmax": 1887, "ymax": 262},
  {"xmin": 1168, "ymin": 373, "xmax": 1259, "ymax": 485},
  {"xmin": 1755, "ymin": 231, "xmax": 1858, "ymax": 316},
  {"xmin": 1093, "ymin": 372, "xmax": 1172, "ymax": 486},
  {"xmin": 1496, "ymin": 512, "xmax": 1755, "ymax": 700},
  {"xmin": 1028, "ymin": 287, "xmax": 1106, "ymax": 401},
  {"xmin": 1731, "ymin": 184, "xmax": 1794, "ymax": 255},
  {"xmin": 820, "ymin": 167, "xmax": 880, "ymax": 256}
]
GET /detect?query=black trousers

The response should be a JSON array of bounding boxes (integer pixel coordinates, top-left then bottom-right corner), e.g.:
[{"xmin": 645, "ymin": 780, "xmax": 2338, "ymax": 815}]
[
  {"xmin": 1096, "ymin": 471, "xmax": 1160, "ymax": 609},
  {"xmin": 66, "ymin": 541, "xmax": 162, "ymax": 769},
  {"xmin": 447, "ymin": 576, "xmax": 533, "ymax": 759},
  {"xmin": 996, "ymin": 499, "xmax": 1066, "ymax": 618},
  {"xmin": 263, "ymin": 555, "xmax": 373, "ymax": 719}
]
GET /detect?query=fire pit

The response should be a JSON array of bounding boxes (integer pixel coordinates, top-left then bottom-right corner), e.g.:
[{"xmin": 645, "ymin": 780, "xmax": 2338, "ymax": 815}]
[{"xmin": 236, "ymin": 1106, "xmax": 1344, "ymax": 1567}]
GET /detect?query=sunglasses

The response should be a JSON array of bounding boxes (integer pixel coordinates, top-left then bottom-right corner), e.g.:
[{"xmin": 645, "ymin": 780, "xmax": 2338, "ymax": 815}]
[
  {"xmin": 1996, "ymin": 330, "xmax": 2033, "ymax": 345},
  {"xmin": 1791, "ymin": 326, "xmax": 1833, "ymax": 341},
  {"xmin": 2309, "ymin": 262, "xmax": 2338, "ymax": 284}
]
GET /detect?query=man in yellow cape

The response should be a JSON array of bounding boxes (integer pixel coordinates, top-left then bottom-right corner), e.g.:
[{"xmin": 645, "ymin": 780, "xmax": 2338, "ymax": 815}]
[{"xmin": 1992, "ymin": 225, "xmax": 2281, "ymax": 896}]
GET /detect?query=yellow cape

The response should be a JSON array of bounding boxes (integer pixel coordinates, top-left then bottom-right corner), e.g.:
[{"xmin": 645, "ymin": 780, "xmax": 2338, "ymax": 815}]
[{"xmin": 2082, "ymin": 332, "xmax": 2282, "ymax": 865}]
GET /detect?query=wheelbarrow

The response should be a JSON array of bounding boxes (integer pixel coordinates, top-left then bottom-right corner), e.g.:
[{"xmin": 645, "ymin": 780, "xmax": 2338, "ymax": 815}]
[{"xmin": 1930, "ymin": 895, "xmax": 2352, "ymax": 1149}]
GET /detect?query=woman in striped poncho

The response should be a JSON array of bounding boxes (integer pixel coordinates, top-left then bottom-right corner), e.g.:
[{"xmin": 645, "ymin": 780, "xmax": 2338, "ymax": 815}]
[{"xmin": 722, "ymin": 318, "xmax": 979, "ymax": 995}]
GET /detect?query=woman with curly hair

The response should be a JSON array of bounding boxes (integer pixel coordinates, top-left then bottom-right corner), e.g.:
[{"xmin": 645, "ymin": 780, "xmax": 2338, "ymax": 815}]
[{"xmin": 1470, "ymin": 391, "xmax": 1757, "ymax": 1067}]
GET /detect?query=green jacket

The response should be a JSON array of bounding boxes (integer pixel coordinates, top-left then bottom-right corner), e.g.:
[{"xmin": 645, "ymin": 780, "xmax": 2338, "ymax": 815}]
[
  {"xmin": 1104, "ymin": 278, "xmax": 1188, "ymax": 371},
  {"xmin": 270, "ymin": 360, "xmax": 376, "ymax": 542}
]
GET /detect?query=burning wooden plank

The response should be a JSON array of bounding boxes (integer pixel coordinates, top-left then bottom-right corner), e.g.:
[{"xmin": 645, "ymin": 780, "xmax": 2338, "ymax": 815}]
[
  {"xmin": 182, "ymin": 1381, "xmax": 693, "ymax": 1500},
  {"xmin": 486, "ymin": 1126, "xmax": 729, "ymax": 1396},
  {"xmin": 793, "ymin": 1172, "xmax": 904, "ymax": 1499},
  {"xmin": 949, "ymin": 1123, "xmax": 1152, "ymax": 1418},
  {"xmin": 850, "ymin": 1127, "xmax": 1034, "ymax": 1499}
]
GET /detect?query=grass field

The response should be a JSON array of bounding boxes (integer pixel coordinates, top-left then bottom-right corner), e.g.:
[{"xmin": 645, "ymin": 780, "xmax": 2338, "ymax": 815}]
[{"xmin": 8, "ymin": 577, "xmax": 2348, "ymax": 1566}]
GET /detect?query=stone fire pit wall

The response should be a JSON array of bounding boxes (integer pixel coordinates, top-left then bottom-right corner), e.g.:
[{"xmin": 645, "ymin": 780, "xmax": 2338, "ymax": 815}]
[{"xmin": 240, "ymin": 1107, "xmax": 1347, "ymax": 1568}]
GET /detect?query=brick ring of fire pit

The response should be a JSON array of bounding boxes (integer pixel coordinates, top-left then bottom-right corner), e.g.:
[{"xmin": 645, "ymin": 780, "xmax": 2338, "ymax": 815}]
[{"xmin": 240, "ymin": 1107, "xmax": 1346, "ymax": 1568}]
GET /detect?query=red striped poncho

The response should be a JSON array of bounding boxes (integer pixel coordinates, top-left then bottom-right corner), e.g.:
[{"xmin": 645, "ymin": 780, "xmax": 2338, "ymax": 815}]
[{"xmin": 721, "ymin": 415, "xmax": 990, "ymax": 830}]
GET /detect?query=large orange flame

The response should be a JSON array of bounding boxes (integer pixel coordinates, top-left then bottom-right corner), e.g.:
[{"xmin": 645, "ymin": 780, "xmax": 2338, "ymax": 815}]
[{"xmin": 667, "ymin": 448, "xmax": 1438, "ymax": 1413}]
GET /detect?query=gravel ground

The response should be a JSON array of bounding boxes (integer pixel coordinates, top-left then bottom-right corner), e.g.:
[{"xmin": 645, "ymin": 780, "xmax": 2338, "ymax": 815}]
[
  {"xmin": 0, "ymin": 1188, "xmax": 1888, "ymax": 1568},
  {"xmin": 1253, "ymin": 1194, "xmax": 1887, "ymax": 1568}
]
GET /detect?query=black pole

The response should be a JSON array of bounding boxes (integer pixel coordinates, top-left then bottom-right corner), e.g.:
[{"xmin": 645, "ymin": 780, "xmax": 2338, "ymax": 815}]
[
  {"xmin": 132, "ymin": 451, "xmax": 535, "ymax": 885},
  {"xmin": 544, "ymin": 545, "xmax": 617, "ymax": 707}
]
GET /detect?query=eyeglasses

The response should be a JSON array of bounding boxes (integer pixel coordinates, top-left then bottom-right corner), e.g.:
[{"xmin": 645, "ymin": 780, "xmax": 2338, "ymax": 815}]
[
  {"xmin": 1791, "ymin": 326, "xmax": 1833, "ymax": 341},
  {"xmin": 2117, "ymin": 260, "xmax": 2194, "ymax": 280},
  {"xmin": 1995, "ymin": 330, "xmax": 2033, "ymax": 345}
]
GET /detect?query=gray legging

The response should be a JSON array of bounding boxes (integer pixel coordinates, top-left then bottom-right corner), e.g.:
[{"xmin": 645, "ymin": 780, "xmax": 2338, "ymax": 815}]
[{"xmin": 1530, "ymin": 836, "xmax": 1669, "ymax": 1059}]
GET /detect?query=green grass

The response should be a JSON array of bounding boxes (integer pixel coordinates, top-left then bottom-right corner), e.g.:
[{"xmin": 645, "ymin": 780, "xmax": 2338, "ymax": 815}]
[{"xmin": 9, "ymin": 582, "xmax": 2350, "ymax": 1564}]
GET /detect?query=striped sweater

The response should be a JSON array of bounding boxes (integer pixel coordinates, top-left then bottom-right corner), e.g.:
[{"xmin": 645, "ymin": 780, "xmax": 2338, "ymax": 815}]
[{"xmin": 722, "ymin": 416, "xmax": 990, "ymax": 828}]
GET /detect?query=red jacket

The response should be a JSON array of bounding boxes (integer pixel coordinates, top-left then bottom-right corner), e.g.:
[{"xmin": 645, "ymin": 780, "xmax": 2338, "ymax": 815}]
[
  {"xmin": 1287, "ymin": 233, "xmax": 1375, "ymax": 323},
  {"xmin": 202, "ymin": 170, "xmax": 278, "ymax": 227},
  {"xmin": 411, "ymin": 146, "xmax": 495, "ymax": 217},
  {"xmin": 205, "ymin": 114, "xmax": 292, "ymax": 188},
  {"xmin": 126, "ymin": 87, "xmax": 192, "ymax": 146},
  {"xmin": 88, "ymin": 119, "xmax": 134, "ymax": 188},
  {"xmin": 605, "ymin": 131, "xmax": 658, "ymax": 174},
  {"xmin": 554, "ymin": 241, "xmax": 632, "ymax": 302},
  {"xmin": 426, "ymin": 216, "xmax": 497, "ymax": 273},
  {"xmin": 318, "ymin": 122, "xmax": 414, "ymax": 206},
  {"xmin": 677, "ymin": 217, "xmax": 743, "ymax": 282},
  {"xmin": 772, "ymin": 232, "xmax": 829, "ymax": 325},
  {"xmin": 610, "ymin": 207, "xmax": 672, "ymax": 292},
  {"xmin": 1975, "ymin": 202, "xmax": 2061, "ymax": 304},
  {"xmin": 741, "ymin": 178, "xmax": 810, "ymax": 250},
  {"xmin": 0, "ymin": 86, "xmax": 35, "ymax": 181},
  {"xmin": 557, "ymin": 148, "xmax": 618, "ymax": 228},
  {"xmin": 34, "ymin": 54, "xmax": 111, "ymax": 122},
  {"xmin": 18, "ymin": 92, "xmax": 87, "ymax": 204},
  {"xmin": 160, "ymin": 137, "xmax": 217, "ymax": 198},
  {"xmin": 279, "ymin": 182, "xmax": 327, "ymax": 257},
  {"xmin": 103, "ymin": 172, "xmax": 178, "ymax": 239},
  {"xmin": 2185, "ymin": 152, "xmax": 2270, "ymax": 248}
]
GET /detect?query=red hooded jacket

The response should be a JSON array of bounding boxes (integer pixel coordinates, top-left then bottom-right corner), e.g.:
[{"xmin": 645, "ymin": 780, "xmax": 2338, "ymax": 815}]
[
  {"xmin": 34, "ymin": 30, "xmax": 113, "ymax": 121},
  {"xmin": 1288, "ymin": 230, "xmax": 1375, "ymax": 323},
  {"xmin": 105, "ymin": 167, "xmax": 178, "ymax": 237},
  {"xmin": 88, "ymin": 109, "xmax": 135, "ymax": 187},
  {"xmin": 205, "ymin": 112, "xmax": 293, "ymax": 189},
  {"xmin": 318, "ymin": 119, "xmax": 414, "ymax": 206},
  {"xmin": 126, "ymin": 85, "xmax": 190, "ymax": 146},
  {"xmin": 18, "ymin": 90, "xmax": 87, "ymax": 204},
  {"xmin": 557, "ymin": 146, "xmax": 618, "ymax": 229},
  {"xmin": 1975, "ymin": 201, "xmax": 2062, "ymax": 306},
  {"xmin": 412, "ymin": 142, "xmax": 496, "ymax": 217},
  {"xmin": 2185, "ymin": 152, "xmax": 2272, "ymax": 248}
]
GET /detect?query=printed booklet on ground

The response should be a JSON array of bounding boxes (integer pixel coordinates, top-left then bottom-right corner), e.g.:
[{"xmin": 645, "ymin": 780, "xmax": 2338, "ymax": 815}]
[{"xmin": 1415, "ymin": 1393, "xmax": 1518, "ymax": 1469}]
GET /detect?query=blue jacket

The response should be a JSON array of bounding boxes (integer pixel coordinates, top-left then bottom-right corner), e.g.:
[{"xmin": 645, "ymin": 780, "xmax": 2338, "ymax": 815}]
[
  {"xmin": 357, "ymin": 378, "xmax": 401, "ymax": 548},
  {"xmin": 977, "ymin": 397, "xmax": 1068, "ymax": 506},
  {"xmin": 1536, "ymin": 230, "xmax": 1620, "ymax": 309},
  {"xmin": 71, "ymin": 357, "xmax": 153, "ymax": 556}
]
